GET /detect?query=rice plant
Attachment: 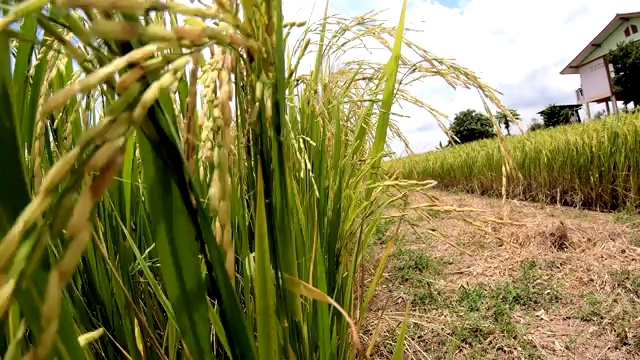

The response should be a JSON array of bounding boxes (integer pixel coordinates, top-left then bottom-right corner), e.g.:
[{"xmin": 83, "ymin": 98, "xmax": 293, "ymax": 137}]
[
  {"xmin": 388, "ymin": 112, "xmax": 640, "ymax": 211},
  {"xmin": 0, "ymin": 0, "xmax": 507, "ymax": 358}
]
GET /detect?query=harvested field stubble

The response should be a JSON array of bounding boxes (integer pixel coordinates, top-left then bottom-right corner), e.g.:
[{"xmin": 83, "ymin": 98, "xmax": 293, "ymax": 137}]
[{"xmin": 364, "ymin": 190, "xmax": 640, "ymax": 359}]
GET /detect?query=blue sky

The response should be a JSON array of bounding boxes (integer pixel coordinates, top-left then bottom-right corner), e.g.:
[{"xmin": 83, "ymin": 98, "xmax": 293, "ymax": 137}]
[
  {"xmin": 435, "ymin": 0, "xmax": 469, "ymax": 9},
  {"xmin": 282, "ymin": 0, "xmax": 639, "ymax": 155}
]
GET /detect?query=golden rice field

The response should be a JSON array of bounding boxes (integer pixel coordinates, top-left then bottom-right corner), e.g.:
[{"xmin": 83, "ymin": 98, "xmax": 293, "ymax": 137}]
[{"xmin": 387, "ymin": 112, "xmax": 640, "ymax": 211}]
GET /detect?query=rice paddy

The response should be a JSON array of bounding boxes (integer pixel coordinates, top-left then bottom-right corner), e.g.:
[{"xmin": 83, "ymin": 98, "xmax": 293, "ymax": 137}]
[
  {"xmin": 387, "ymin": 112, "xmax": 640, "ymax": 211},
  {"xmin": 3, "ymin": 0, "xmax": 638, "ymax": 359}
]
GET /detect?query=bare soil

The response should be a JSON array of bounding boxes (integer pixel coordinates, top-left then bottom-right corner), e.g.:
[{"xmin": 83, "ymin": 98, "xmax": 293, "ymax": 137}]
[{"xmin": 364, "ymin": 190, "xmax": 640, "ymax": 359}]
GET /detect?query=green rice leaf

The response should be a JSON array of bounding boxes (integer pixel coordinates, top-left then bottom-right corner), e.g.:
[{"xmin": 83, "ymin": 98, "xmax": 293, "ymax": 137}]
[{"xmin": 138, "ymin": 133, "xmax": 212, "ymax": 360}]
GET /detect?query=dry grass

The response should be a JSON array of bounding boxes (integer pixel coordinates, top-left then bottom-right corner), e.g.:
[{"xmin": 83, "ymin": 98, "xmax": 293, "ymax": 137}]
[{"xmin": 363, "ymin": 190, "xmax": 640, "ymax": 359}]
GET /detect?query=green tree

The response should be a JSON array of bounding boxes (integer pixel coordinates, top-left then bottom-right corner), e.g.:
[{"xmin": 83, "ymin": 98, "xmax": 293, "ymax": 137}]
[
  {"xmin": 539, "ymin": 104, "xmax": 573, "ymax": 128},
  {"xmin": 435, "ymin": 140, "xmax": 451, "ymax": 150},
  {"xmin": 495, "ymin": 108, "xmax": 521, "ymax": 135},
  {"xmin": 448, "ymin": 109, "xmax": 496, "ymax": 145},
  {"xmin": 606, "ymin": 39, "xmax": 640, "ymax": 107},
  {"xmin": 593, "ymin": 109, "xmax": 607, "ymax": 119},
  {"xmin": 527, "ymin": 119, "xmax": 544, "ymax": 132}
]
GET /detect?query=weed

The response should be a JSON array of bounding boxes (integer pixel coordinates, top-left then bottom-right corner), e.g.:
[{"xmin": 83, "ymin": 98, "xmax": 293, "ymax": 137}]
[
  {"xmin": 439, "ymin": 307, "xmax": 541, "ymax": 358},
  {"xmin": 449, "ymin": 314, "xmax": 494, "ymax": 347},
  {"xmin": 614, "ymin": 320, "xmax": 640, "ymax": 352},
  {"xmin": 541, "ymin": 258, "xmax": 562, "ymax": 271},
  {"xmin": 520, "ymin": 258, "xmax": 538, "ymax": 278},
  {"xmin": 392, "ymin": 248, "xmax": 448, "ymax": 282},
  {"xmin": 490, "ymin": 259, "xmax": 562, "ymax": 310},
  {"xmin": 372, "ymin": 217, "xmax": 393, "ymax": 245},
  {"xmin": 568, "ymin": 284, "xmax": 640, "ymax": 352},
  {"xmin": 613, "ymin": 202, "xmax": 639, "ymax": 223},
  {"xmin": 563, "ymin": 330, "xmax": 586, "ymax": 351},
  {"xmin": 574, "ymin": 291, "xmax": 607, "ymax": 322},
  {"xmin": 457, "ymin": 283, "xmax": 486, "ymax": 312},
  {"xmin": 411, "ymin": 280, "xmax": 444, "ymax": 307},
  {"xmin": 489, "ymin": 303, "xmax": 519, "ymax": 337},
  {"xmin": 390, "ymin": 248, "xmax": 448, "ymax": 307},
  {"xmin": 610, "ymin": 268, "xmax": 640, "ymax": 297},
  {"xmin": 418, "ymin": 277, "xmax": 545, "ymax": 357}
]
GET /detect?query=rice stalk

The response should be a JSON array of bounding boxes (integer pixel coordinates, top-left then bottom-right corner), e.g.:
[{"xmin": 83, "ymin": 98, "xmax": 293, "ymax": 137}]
[{"xmin": 0, "ymin": 0, "xmax": 511, "ymax": 358}]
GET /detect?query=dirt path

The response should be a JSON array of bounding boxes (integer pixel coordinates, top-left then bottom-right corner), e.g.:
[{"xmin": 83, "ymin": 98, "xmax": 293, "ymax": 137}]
[{"xmin": 365, "ymin": 190, "xmax": 640, "ymax": 359}]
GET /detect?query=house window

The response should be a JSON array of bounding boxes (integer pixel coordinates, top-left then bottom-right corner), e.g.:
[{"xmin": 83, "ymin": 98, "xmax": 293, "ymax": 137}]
[
  {"xmin": 632, "ymin": 24, "xmax": 638, "ymax": 34},
  {"xmin": 625, "ymin": 24, "xmax": 639, "ymax": 37}
]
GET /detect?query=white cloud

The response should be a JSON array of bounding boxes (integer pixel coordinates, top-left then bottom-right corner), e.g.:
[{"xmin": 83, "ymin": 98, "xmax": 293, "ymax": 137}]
[{"xmin": 281, "ymin": 0, "xmax": 638, "ymax": 154}]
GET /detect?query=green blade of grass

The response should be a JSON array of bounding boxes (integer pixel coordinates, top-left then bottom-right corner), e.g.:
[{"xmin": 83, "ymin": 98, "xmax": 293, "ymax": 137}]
[
  {"xmin": 121, "ymin": 133, "xmax": 136, "ymax": 232},
  {"xmin": 206, "ymin": 302, "xmax": 232, "ymax": 357},
  {"xmin": 0, "ymin": 33, "xmax": 29, "ymax": 235},
  {"xmin": 368, "ymin": 0, "xmax": 408, "ymax": 191},
  {"xmin": 391, "ymin": 302, "xmax": 410, "ymax": 360},
  {"xmin": 1, "ymin": 28, "xmax": 85, "ymax": 358},
  {"xmin": 254, "ymin": 161, "xmax": 280, "ymax": 359},
  {"xmin": 358, "ymin": 220, "xmax": 400, "ymax": 327},
  {"xmin": 138, "ymin": 133, "xmax": 212, "ymax": 360},
  {"xmin": 12, "ymin": 14, "xmax": 37, "ymax": 142}
]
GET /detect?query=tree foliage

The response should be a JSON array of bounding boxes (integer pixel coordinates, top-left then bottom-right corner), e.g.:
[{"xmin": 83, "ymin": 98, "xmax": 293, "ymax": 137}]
[
  {"xmin": 435, "ymin": 140, "xmax": 451, "ymax": 150},
  {"xmin": 593, "ymin": 110, "xmax": 607, "ymax": 119},
  {"xmin": 495, "ymin": 108, "xmax": 521, "ymax": 135},
  {"xmin": 527, "ymin": 119, "xmax": 544, "ymax": 132},
  {"xmin": 606, "ymin": 39, "xmax": 640, "ymax": 107},
  {"xmin": 448, "ymin": 109, "xmax": 496, "ymax": 145},
  {"xmin": 539, "ymin": 104, "xmax": 575, "ymax": 128}
]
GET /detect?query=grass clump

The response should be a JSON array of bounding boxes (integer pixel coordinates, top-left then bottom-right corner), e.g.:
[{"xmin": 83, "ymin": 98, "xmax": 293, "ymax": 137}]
[
  {"xmin": 384, "ymin": 253, "xmax": 552, "ymax": 357},
  {"xmin": 412, "ymin": 280, "xmax": 543, "ymax": 358},
  {"xmin": 565, "ymin": 274, "xmax": 640, "ymax": 352},
  {"xmin": 613, "ymin": 202, "xmax": 640, "ymax": 223},
  {"xmin": 372, "ymin": 217, "xmax": 394, "ymax": 245},
  {"xmin": 454, "ymin": 260, "xmax": 562, "ymax": 317},
  {"xmin": 391, "ymin": 248, "xmax": 448, "ymax": 306},
  {"xmin": 434, "ymin": 261, "xmax": 557, "ymax": 357},
  {"xmin": 393, "ymin": 248, "xmax": 448, "ymax": 281},
  {"xmin": 574, "ymin": 291, "xmax": 608, "ymax": 322},
  {"xmin": 610, "ymin": 268, "xmax": 640, "ymax": 297},
  {"xmin": 457, "ymin": 283, "xmax": 486, "ymax": 312},
  {"xmin": 490, "ymin": 259, "xmax": 562, "ymax": 310}
]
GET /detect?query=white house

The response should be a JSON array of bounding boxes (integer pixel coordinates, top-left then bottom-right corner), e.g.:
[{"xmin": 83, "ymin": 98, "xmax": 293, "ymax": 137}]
[{"xmin": 560, "ymin": 12, "xmax": 640, "ymax": 119}]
